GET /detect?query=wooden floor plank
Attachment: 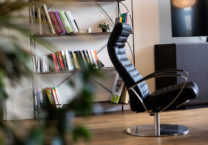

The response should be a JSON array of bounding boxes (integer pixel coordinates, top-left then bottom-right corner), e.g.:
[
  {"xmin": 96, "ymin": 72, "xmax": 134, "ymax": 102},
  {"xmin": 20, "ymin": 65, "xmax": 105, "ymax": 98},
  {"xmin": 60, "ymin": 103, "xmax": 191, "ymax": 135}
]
[{"xmin": 75, "ymin": 108, "xmax": 208, "ymax": 145}]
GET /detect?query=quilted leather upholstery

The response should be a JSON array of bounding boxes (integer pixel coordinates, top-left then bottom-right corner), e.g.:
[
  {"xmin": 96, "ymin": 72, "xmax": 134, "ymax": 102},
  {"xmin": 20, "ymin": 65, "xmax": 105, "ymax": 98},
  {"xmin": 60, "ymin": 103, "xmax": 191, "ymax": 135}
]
[
  {"xmin": 107, "ymin": 23, "xmax": 150, "ymax": 112},
  {"xmin": 107, "ymin": 23, "xmax": 199, "ymax": 112}
]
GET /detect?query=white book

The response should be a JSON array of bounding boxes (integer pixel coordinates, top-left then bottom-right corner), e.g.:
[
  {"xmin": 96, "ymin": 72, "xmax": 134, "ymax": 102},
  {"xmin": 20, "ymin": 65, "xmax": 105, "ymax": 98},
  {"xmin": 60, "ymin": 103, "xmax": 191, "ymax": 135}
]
[
  {"xmin": 42, "ymin": 55, "xmax": 49, "ymax": 72},
  {"xmin": 61, "ymin": 51, "xmax": 68, "ymax": 71},
  {"xmin": 65, "ymin": 11, "xmax": 79, "ymax": 33},
  {"xmin": 55, "ymin": 87, "xmax": 61, "ymax": 108},
  {"xmin": 65, "ymin": 51, "xmax": 74, "ymax": 71},
  {"xmin": 87, "ymin": 49, "xmax": 94, "ymax": 65}
]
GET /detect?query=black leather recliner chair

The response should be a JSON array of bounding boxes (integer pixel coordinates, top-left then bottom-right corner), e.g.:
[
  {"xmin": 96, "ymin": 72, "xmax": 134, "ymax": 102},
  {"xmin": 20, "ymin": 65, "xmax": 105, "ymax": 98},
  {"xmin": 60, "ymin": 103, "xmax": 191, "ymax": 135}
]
[{"xmin": 107, "ymin": 23, "xmax": 199, "ymax": 136}]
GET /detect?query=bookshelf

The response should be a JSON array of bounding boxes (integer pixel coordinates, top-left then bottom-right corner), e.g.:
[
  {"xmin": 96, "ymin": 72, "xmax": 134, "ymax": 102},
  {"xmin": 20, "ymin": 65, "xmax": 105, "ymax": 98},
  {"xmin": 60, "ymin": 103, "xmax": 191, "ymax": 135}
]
[{"xmin": 29, "ymin": 0, "xmax": 134, "ymax": 118}]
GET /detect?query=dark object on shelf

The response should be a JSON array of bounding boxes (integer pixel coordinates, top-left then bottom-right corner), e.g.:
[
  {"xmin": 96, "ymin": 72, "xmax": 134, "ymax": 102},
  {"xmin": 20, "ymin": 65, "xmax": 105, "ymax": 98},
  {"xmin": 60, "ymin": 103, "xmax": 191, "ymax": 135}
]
[
  {"xmin": 98, "ymin": 22, "xmax": 110, "ymax": 32},
  {"xmin": 154, "ymin": 43, "xmax": 208, "ymax": 107},
  {"xmin": 102, "ymin": 28, "xmax": 107, "ymax": 32},
  {"xmin": 171, "ymin": 0, "xmax": 208, "ymax": 37},
  {"xmin": 107, "ymin": 23, "xmax": 199, "ymax": 136}
]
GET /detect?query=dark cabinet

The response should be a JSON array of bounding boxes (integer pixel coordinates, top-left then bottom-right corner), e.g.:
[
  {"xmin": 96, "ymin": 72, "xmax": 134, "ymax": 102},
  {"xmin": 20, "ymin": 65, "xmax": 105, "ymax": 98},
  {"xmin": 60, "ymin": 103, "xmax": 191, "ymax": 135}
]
[{"xmin": 154, "ymin": 43, "xmax": 208, "ymax": 106}]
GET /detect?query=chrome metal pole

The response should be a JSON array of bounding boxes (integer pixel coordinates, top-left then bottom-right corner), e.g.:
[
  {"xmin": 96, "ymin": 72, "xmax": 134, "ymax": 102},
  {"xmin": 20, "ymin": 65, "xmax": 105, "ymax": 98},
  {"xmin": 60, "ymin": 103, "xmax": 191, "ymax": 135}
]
[{"xmin": 154, "ymin": 113, "xmax": 160, "ymax": 136}]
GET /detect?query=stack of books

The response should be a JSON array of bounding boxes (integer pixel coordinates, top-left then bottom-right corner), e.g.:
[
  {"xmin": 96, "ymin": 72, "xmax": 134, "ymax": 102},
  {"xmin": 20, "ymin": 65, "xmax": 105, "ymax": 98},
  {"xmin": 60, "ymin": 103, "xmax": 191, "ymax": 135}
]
[
  {"xmin": 34, "ymin": 87, "xmax": 61, "ymax": 109},
  {"xmin": 35, "ymin": 4, "xmax": 79, "ymax": 35},
  {"xmin": 33, "ymin": 49, "xmax": 104, "ymax": 73}
]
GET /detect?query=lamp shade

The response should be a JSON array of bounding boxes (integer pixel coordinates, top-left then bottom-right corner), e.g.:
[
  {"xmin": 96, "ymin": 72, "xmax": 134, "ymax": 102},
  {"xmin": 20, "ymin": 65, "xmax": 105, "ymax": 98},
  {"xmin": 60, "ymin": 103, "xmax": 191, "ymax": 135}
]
[{"xmin": 172, "ymin": 0, "xmax": 196, "ymax": 8}]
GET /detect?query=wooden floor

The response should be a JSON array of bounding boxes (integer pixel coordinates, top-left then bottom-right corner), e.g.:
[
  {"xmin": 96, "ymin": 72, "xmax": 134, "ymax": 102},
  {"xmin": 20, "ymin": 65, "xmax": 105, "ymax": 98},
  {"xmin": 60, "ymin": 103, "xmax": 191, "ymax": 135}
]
[{"xmin": 75, "ymin": 108, "xmax": 208, "ymax": 145}]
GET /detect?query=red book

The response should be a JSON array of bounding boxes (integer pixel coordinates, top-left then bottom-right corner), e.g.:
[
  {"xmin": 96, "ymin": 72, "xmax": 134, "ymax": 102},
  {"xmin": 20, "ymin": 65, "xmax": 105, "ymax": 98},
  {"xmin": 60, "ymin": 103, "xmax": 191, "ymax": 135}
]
[
  {"xmin": 52, "ymin": 53, "xmax": 59, "ymax": 71},
  {"xmin": 49, "ymin": 11, "xmax": 62, "ymax": 34},
  {"xmin": 57, "ymin": 51, "xmax": 64, "ymax": 70}
]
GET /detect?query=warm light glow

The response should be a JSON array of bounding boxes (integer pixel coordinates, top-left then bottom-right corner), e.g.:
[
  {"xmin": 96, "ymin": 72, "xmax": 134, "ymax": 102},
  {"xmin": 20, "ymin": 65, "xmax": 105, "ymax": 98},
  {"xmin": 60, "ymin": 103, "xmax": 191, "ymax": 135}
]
[{"xmin": 172, "ymin": 0, "xmax": 196, "ymax": 8}]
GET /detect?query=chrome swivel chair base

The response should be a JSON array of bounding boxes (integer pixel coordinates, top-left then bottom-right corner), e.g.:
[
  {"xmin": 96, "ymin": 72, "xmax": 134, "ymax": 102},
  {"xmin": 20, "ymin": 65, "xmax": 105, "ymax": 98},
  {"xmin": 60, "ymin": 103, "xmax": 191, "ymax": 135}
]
[
  {"xmin": 126, "ymin": 124, "xmax": 189, "ymax": 137},
  {"xmin": 126, "ymin": 113, "xmax": 189, "ymax": 137}
]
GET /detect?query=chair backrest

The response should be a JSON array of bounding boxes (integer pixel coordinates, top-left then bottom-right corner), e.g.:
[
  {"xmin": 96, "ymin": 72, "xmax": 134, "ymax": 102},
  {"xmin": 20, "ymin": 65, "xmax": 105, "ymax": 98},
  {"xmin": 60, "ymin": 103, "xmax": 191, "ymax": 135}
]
[{"xmin": 107, "ymin": 23, "xmax": 150, "ymax": 112}]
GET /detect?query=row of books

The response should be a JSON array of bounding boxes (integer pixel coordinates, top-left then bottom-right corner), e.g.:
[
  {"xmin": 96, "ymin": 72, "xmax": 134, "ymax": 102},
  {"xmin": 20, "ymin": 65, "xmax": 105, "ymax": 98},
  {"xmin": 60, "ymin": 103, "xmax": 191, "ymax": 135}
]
[
  {"xmin": 33, "ymin": 49, "xmax": 104, "ymax": 73},
  {"xmin": 35, "ymin": 4, "xmax": 79, "ymax": 35},
  {"xmin": 120, "ymin": 12, "xmax": 128, "ymax": 24},
  {"xmin": 34, "ymin": 87, "xmax": 61, "ymax": 109}
]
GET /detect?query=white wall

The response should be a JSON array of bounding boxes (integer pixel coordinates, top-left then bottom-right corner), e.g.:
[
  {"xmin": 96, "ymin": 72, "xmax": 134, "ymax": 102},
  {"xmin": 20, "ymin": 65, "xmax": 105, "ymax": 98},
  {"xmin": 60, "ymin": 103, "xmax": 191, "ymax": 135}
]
[{"xmin": 131, "ymin": 0, "xmax": 159, "ymax": 92}]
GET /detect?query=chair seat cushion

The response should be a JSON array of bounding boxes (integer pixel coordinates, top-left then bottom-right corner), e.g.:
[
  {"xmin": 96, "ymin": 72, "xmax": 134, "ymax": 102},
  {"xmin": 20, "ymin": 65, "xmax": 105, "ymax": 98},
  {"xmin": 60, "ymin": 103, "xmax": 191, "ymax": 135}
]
[{"xmin": 144, "ymin": 81, "xmax": 199, "ymax": 112}]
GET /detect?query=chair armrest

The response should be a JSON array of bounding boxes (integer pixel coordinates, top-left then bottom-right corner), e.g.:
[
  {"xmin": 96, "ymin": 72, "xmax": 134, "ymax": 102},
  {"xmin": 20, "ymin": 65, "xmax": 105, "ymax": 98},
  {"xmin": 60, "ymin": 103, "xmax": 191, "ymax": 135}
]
[
  {"xmin": 128, "ymin": 69, "xmax": 188, "ymax": 90},
  {"xmin": 128, "ymin": 71, "xmax": 188, "ymax": 113}
]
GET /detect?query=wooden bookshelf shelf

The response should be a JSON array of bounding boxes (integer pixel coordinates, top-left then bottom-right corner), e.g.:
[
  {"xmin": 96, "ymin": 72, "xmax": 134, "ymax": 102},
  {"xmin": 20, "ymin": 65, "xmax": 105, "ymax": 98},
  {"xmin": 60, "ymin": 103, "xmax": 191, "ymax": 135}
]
[
  {"xmin": 34, "ymin": 31, "xmax": 133, "ymax": 37},
  {"xmin": 33, "ymin": 32, "xmax": 112, "ymax": 37},
  {"xmin": 97, "ymin": 101, "xmax": 130, "ymax": 113},
  {"xmin": 36, "ymin": 67, "xmax": 115, "ymax": 74}
]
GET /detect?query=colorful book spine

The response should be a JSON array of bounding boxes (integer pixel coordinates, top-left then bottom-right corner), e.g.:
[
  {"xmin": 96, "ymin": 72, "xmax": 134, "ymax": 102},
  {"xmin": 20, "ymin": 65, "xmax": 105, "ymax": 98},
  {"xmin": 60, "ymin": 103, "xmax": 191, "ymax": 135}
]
[
  {"xmin": 57, "ymin": 51, "xmax": 64, "ymax": 70},
  {"xmin": 65, "ymin": 11, "xmax": 79, "ymax": 33},
  {"xmin": 59, "ymin": 10, "xmax": 73, "ymax": 34},
  {"xmin": 49, "ymin": 11, "xmax": 62, "ymax": 34},
  {"xmin": 52, "ymin": 53, "xmax": 59, "ymax": 72},
  {"xmin": 50, "ymin": 87, "xmax": 57, "ymax": 105},
  {"xmin": 45, "ymin": 88, "xmax": 54, "ymax": 104},
  {"xmin": 72, "ymin": 52, "xmax": 80, "ymax": 69},
  {"xmin": 93, "ymin": 50, "xmax": 99, "ymax": 67},
  {"xmin": 42, "ymin": 4, "xmax": 55, "ymax": 34},
  {"xmin": 54, "ymin": 11, "xmax": 66, "ymax": 34}
]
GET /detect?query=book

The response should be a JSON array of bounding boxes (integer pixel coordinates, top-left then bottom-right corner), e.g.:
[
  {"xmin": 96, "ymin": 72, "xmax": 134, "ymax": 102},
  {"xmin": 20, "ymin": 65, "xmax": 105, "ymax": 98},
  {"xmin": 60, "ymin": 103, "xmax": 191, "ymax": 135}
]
[
  {"xmin": 37, "ymin": 6, "xmax": 42, "ymax": 35},
  {"xmin": 50, "ymin": 87, "xmax": 58, "ymax": 105},
  {"xmin": 54, "ymin": 87, "xmax": 61, "ymax": 107},
  {"xmin": 72, "ymin": 52, "xmax": 80, "ymax": 69},
  {"xmin": 42, "ymin": 4, "xmax": 55, "ymax": 34},
  {"xmin": 42, "ymin": 55, "xmax": 49, "ymax": 72},
  {"xmin": 54, "ymin": 11, "xmax": 66, "ymax": 34},
  {"xmin": 87, "ymin": 49, "xmax": 95, "ymax": 65},
  {"xmin": 93, "ymin": 50, "xmax": 103, "ymax": 68},
  {"xmin": 52, "ymin": 53, "xmax": 59, "ymax": 72},
  {"xmin": 61, "ymin": 51, "xmax": 68, "ymax": 70},
  {"xmin": 65, "ymin": 11, "xmax": 79, "ymax": 33},
  {"xmin": 45, "ymin": 88, "xmax": 55, "ymax": 104},
  {"xmin": 110, "ymin": 75, "xmax": 125, "ymax": 104},
  {"xmin": 40, "ymin": 6, "xmax": 50, "ymax": 34},
  {"xmin": 74, "ymin": 51, "xmax": 83, "ymax": 67},
  {"xmin": 80, "ymin": 51, "xmax": 88, "ymax": 67},
  {"xmin": 90, "ymin": 49, "xmax": 98, "ymax": 68},
  {"xmin": 49, "ymin": 11, "xmax": 62, "ymax": 34},
  {"xmin": 74, "ymin": 20, "xmax": 80, "ymax": 32},
  {"xmin": 84, "ymin": 50, "xmax": 91, "ymax": 64},
  {"xmin": 59, "ymin": 10, "xmax": 73, "ymax": 34},
  {"xmin": 69, "ymin": 51, "xmax": 76, "ymax": 69},
  {"xmin": 57, "ymin": 51, "xmax": 65, "ymax": 71},
  {"xmin": 65, "ymin": 51, "xmax": 74, "ymax": 71},
  {"xmin": 120, "ymin": 87, "xmax": 129, "ymax": 104}
]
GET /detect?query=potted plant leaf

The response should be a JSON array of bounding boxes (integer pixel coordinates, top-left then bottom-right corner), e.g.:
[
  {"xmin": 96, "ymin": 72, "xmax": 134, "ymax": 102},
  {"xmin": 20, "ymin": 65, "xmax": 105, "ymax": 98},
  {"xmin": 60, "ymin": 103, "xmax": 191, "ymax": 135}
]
[{"xmin": 98, "ymin": 22, "xmax": 110, "ymax": 32}]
